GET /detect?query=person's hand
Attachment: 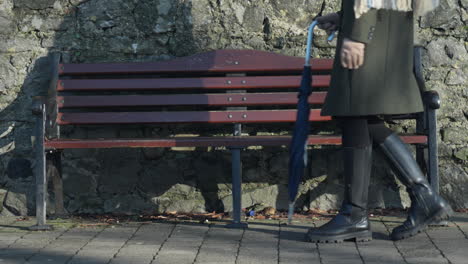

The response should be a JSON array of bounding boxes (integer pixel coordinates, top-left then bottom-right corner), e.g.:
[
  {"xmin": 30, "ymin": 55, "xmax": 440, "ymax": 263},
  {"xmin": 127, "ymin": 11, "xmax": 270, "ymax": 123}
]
[
  {"xmin": 316, "ymin": 13, "xmax": 340, "ymax": 35},
  {"xmin": 340, "ymin": 38, "xmax": 366, "ymax": 70}
]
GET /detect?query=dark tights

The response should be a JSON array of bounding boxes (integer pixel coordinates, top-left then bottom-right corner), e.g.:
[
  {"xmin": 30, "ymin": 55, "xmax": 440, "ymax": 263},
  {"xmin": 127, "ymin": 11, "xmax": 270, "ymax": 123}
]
[{"xmin": 339, "ymin": 116, "xmax": 394, "ymax": 147}]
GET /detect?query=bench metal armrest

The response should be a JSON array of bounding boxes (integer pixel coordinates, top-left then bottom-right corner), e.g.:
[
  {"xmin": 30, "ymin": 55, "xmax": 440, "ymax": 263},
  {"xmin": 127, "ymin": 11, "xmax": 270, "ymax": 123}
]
[
  {"xmin": 423, "ymin": 90, "xmax": 441, "ymax": 110},
  {"xmin": 413, "ymin": 46, "xmax": 441, "ymax": 110},
  {"xmin": 413, "ymin": 46, "xmax": 426, "ymax": 93},
  {"xmin": 32, "ymin": 96, "xmax": 46, "ymax": 116}
]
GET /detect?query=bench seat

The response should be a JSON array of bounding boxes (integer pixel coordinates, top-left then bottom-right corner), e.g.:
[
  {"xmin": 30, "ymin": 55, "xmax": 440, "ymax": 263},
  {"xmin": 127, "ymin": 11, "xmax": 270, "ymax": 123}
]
[{"xmin": 44, "ymin": 135, "xmax": 428, "ymax": 149}]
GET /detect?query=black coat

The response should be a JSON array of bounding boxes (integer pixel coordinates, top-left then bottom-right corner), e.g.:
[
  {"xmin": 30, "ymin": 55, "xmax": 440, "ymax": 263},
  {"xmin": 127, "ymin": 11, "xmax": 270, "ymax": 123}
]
[{"xmin": 321, "ymin": 0, "xmax": 424, "ymax": 117}]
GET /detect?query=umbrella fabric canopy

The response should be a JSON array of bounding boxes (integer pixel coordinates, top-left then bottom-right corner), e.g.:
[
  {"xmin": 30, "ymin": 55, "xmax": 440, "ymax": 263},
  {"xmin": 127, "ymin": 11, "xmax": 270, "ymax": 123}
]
[
  {"xmin": 288, "ymin": 21, "xmax": 334, "ymax": 224},
  {"xmin": 288, "ymin": 65, "xmax": 312, "ymax": 203}
]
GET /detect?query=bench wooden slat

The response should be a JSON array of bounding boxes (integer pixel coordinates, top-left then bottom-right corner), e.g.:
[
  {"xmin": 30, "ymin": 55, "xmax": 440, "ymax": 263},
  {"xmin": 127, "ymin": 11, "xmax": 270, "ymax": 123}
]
[
  {"xmin": 57, "ymin": 75, "xmax": 331, "ymax": 91},
  {"xmin": 44, "ymin": 135, "xmax": 427, "ymax": 149},
  {"xmin": 57, "ymin": 110, "xmax": 331, "ymax": 125},
  {"xmin": 57, "ymin": 92, "xmax": 328, "ymax": 108},
  {"xmin": 59, "ymin": 50, "xmax": 333, "ymax": 76}
]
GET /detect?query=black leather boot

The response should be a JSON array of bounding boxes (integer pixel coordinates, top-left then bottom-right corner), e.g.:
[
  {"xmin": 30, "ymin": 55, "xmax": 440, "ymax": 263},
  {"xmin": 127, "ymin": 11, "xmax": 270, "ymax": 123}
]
[
  {"xmin": 379, "ymin": 133, "xmax": 453, "ymax": 241},
  {"xmin": 306, "ymin": 145, "xmax": 373, "ymax": 243}
]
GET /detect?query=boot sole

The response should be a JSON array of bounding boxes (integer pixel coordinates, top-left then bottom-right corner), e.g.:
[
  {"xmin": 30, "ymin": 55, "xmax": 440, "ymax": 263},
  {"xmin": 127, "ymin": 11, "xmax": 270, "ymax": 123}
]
[
  {"xmin": 306, "ymin": 230, "xmax": 372, "ymax": 243},
  {"xmin": 391, "ymin": 206, "xmax": 454, "ymax": 241}
]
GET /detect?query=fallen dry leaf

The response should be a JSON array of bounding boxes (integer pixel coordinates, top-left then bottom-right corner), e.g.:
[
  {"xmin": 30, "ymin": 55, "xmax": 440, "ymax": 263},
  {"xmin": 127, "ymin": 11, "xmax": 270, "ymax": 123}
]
[{"xmin": 263, "ymin": 207, "xmax": 276, "ymax": 216}]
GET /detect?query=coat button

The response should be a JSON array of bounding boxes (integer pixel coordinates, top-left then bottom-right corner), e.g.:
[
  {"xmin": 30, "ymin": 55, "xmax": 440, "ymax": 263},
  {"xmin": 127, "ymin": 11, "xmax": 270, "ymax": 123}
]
[{"xmin": 368, "ymin": 26, "xmax": 375, "ymax": 40}]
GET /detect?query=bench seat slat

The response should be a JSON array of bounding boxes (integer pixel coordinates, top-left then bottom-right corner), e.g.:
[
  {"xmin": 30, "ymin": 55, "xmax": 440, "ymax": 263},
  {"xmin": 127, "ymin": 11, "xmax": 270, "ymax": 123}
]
[
  {"xmin": 44, "ymin": 135, "xmax": 427, "ymax": 149},
  {"xmin": 57, "ymin": 92, "xmax": 328, "ymax": 108},
  {"xmin": 57, "ymin": 76, "xmax": 331, "ymax": 91},
  {"xmin": 59, "ymin": 50, "xmax": 333, "ymax": 76},
  {"xmin": 57, "ymin": 110, "xmax": 331, "ymax": 125}
]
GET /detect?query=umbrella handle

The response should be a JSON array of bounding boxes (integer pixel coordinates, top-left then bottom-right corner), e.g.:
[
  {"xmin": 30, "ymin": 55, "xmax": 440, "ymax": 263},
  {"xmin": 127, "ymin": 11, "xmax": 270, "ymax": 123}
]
[{"xmin": 305, "ymin": 21, "xmax": 337, "ymax": 66}]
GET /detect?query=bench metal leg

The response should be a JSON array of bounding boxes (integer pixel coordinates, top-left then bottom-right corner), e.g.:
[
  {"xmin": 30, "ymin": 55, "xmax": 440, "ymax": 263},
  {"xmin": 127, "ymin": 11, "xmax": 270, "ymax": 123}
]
[
  {"xmin": 30, "ymin": 105, "xmax": 53, "ymax": 231},
  {"xmin": 426, "ymin": 107, "xmax": 448, "ymax": 226},
  {"xmin": 416, "ymin": 113, "xmax": 427, "ymax": 175},
  {"xmin": 426, "ymin": 108, "xmax": 439, "ymax": 193},
  {"xmin": 226, "ymin": 147, "xmax": 248, "ymax": 228}
]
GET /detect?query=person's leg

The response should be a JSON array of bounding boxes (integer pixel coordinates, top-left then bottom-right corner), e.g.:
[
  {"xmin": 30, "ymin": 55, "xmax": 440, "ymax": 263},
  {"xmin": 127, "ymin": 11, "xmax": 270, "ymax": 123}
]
[
  {"xmin": 307, "ymin": 117, "xmax": 372, "ymax": 243},
  {"xmin": 341, "ymin": 118, "xmax": 372, "ymax": 213},
  {"xmin": 368, "ymin": 118, "xmax": 453, "ymax": 240}
]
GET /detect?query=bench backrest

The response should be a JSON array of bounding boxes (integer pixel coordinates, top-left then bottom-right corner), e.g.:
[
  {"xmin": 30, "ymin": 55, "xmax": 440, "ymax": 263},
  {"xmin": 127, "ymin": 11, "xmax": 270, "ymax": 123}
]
[{"xmin": 46, "ymin": 50, "xmax": 334, "ymax": 140}]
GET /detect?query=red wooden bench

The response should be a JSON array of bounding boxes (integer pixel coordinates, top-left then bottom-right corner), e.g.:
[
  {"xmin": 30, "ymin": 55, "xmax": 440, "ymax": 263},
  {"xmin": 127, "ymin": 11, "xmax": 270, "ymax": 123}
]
[{"xmin": 30, "ymin": 48, "xmax": 440, "ymax": 230}]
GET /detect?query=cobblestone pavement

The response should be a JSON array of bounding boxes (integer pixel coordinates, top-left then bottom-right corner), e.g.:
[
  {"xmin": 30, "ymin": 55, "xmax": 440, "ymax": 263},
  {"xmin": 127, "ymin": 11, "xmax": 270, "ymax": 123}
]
[{"xmin": 0, "ymin": 213, "xmax": 466, "ymax": 264}]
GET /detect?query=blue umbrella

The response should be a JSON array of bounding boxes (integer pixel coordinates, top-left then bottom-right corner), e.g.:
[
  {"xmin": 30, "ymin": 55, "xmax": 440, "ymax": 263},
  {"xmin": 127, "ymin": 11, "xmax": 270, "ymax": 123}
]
[{"xmin": 288, "ymin": 21, "xmax": 335, "ymax": 224}]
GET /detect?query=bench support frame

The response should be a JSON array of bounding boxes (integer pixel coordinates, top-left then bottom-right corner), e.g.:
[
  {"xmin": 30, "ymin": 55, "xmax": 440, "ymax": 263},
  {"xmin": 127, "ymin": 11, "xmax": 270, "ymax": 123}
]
[
  {"xmin": 29, "ymin": 48, "xmax": 443, "ymax": 230},
  {"xmin": 226, "ymin": 145, "xmax": 248, "ymax": 228},
  {"xmin": 30, "ymin": 102, "xmax": 53, "ymax": 231},
  {"xmin": 225, "ymin": 82, "xmax": 249, "ymax": 228}
]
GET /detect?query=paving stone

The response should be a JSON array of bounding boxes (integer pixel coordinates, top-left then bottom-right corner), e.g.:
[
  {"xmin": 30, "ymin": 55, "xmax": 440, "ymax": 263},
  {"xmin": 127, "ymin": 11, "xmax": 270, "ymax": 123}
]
[
  {"xmin": 92, "ymin": 226, "xmax": 138, "ymax": 241},
  {"xmin": 237, "ymin": 222, "xmax": 279, "ymax": 264},
  {"xmin": 237, "ymin": 250, "xmax": 278, "ymax": 264},
  {"xmin": 0, "ymin": 216, "xmax": 466, "ymax": 264},
  {"xmin": 357, "ymin": 220, "xmax": 404, "ymax": 264},
  {"xmin": 82, "ymin": 242, "xmax": 125, "ymax": 250},
  {"xmin": 12, "ymin": 240, "xmax": 49, "ymax": 250},
  {"xmin": 279, "ymin": 224, "xmax": 320, "ymax": 264},
  {"xmin": 25, "ymin": 227, "xmax": 107, "ymax": 264},
  {"xmin": 0, "ymin": 248, "xmax": 37, "ymax": 258},
  {"xmin": 202, "ymin": 226, "xmax": 243, "ymax": 244},
  {"xmin": 153, "ymin": 250, "xmax": 198, "ymax": 264},
  {"xmin": 58, "ymin": 228, "xmax": 104, "ymax": 241},
  {"xmin": 0, "ymin": 217, "xmax": 17, "ymax": 225},
  {"xmin": 393, "ymin": 234, "xmax": 448, "ymax": 264},
  {"xmin": 404, "ymin": 257, "xmax": 448, "ymax": 264},
  {"xmin": 115, "ymin": 244, "xmax": 158, "ymax": 256},
  {"xmin": 0, "ymin": 257, "xmax": 28, "ymax": 264},
  {"xmin": 195, "ymin": 246, "xmax": 237, "ymax": 263},
  {"xmin": 426, "ymin": 225, "xmax": 468, "ymax": 264},
  {"xmin": 168, "ymin": 224, "xmax": 209, "ymax": 240},
  {"xmin": 151, "ymin": 224, "xmax": 207, "ymax": 264},
  {"xmin": 0, "ymin": 235, "xmax": 22, "ymax": 242},
  {"xmin": 109, "ymin": 256, "xmax": 153, "ymax": 264},
  {"xmin": 194, "ymin": 225, "xmax": 242, "ymax": 264},
  {"xmin": 380, "ymin": 216, "xmax": 450, "ymax": 263},
  {"xmin": 114, "ymin": 223, "xmax": 175, "ymax": 264},
  {"xmin": 22, "ymin": 231, "xmax": 64, "ymax": 239},
  {"xmin": 67, "ymin": 255, "xmax": 112, "ymax": 264},
  {"xmin": 62, "ymin": 226, "xmax": 128, "ymax": 263},
  {"xmin": 47, "ymin": 241, "xmax": 88, "ymax": 251},
  {"xmin": 75, "ymin": 249, "xmax": 117, "ymax": 258},
  {"xmin": 25, "ymin": 254, "xmax": 70, "ymax": 264},
  {"xmin": 127, "ymin": 223, "xmax": 175, "ymax": 246},
  {"xmin": 452, "ymin": 213, "xmax": 468, "ymax": 238},
  {"xmin": 318, "ymin": 243, "xmax": 363, "ymax": 264}
]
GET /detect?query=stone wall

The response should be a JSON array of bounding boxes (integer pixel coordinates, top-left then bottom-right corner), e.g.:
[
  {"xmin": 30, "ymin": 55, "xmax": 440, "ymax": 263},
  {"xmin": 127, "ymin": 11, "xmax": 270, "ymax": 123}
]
[{"xmin": 0, "ymin": 0, "xmax": 466, "ymax": 216}]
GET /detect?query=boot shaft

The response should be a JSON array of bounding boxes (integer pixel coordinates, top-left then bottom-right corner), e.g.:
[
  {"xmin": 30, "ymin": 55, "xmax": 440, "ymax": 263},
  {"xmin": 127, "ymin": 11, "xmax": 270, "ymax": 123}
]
[
  {"xmin": 378, "ymin": 133, "xmax": 451, "ymax": 216},
  {"xmin": 342, "ymin": 145, "xmax": 373, "ymax": 210},
  {"xmin": 378, "ymin": 133, "xmax": 429, "ymax": 187}
]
